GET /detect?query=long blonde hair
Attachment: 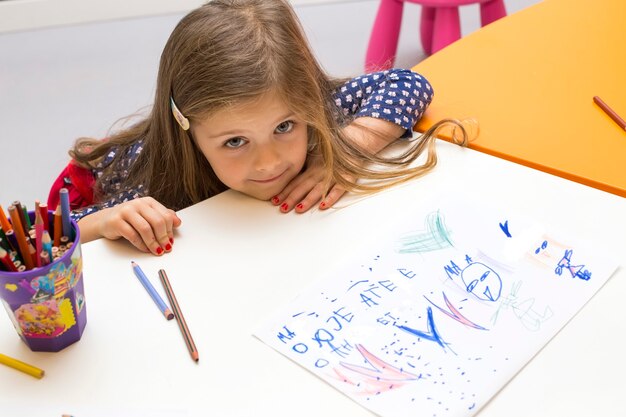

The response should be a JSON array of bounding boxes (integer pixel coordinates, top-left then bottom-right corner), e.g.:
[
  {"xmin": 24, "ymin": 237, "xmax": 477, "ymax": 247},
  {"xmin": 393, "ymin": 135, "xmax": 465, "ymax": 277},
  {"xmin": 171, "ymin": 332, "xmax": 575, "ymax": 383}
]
[{"xmin": 70, "ymin": 0, "xmax": 469, "ymax": 210}]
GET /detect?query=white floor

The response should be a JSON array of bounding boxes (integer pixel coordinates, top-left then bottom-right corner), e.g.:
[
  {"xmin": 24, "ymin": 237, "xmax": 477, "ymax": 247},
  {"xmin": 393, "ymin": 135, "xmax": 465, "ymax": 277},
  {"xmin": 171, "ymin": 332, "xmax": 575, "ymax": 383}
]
[{"xmin": 0, "ymin": 0, "xmax": 540, "ymax": 207}]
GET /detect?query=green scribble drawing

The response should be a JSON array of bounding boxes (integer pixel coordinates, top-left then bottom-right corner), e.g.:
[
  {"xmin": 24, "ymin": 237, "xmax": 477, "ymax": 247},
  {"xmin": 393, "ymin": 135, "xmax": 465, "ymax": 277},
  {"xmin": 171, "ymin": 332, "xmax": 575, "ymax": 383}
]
[{"xmin": 397, "ymin": 210, "xmax": 453, "ymax": 253}]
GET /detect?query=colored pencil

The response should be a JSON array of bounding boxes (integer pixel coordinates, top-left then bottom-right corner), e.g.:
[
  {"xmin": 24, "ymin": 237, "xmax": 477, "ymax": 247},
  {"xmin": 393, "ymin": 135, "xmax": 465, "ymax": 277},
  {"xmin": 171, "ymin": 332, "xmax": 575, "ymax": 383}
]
[
  {"xmin": 42, "ymin": 230, "xmax": 53, "ymax": 261},
  {"xmin": 0, "ymin": 237, "xmax": 9, "ymax": 254},
  {"xmin": 593, "ymin": 96, "xmax": 626, "ymax": 131},
  {"xmin": 40, "ymin": 250, "xmax": 50, "ymax": 266},
  {"xmin": 21, "ymin": 205, "xmax": 32, "ymax": 230},
  {"xmin": 34, "ymin": 210, "xmax": 44, "ymax": 268},
  {"xmin": 158, "ymin": 269, "xmax": 199, "ymax": 362},
  {"xmin": 131, "ymin": 261, "xmax": 174, "ymax": 320},
  {"xmin": 7, "ymin": 205, "xmax": 33, "ymax": 270},
  {"xmin": 53, "ymin": 205, "xmax": 63, "ymax": 247},
  {"xmin": 4, "ymin": 229, "xmax": 20, "ymax": 255},
  {"xmin": 0, "ymin": 248, "xmax": 18, "ymax": 272},
  {"xmin": 0, "ymin": 353, "xmax": 45, "ymax": 379},
  {"xmin": 0, "ymin": 228, "xmax": 8, "ymax": 250},
  {"xmin": 0, "ymin": 205, "xmax": 12, "ymax": 233},
  {"xmin": 38, "ymin": 202, "xmax": 49, "ymax": 232},
  {"xmin": 59, "ymin": 188, "xmax": 72, "ymax": 239},
  {"xmin": 12, "ymin": 201, "xmax": 28, "ymax": 235},
  {"xmin": 28, "ymin": 242, "xmax": 38, "ymax": 268}
]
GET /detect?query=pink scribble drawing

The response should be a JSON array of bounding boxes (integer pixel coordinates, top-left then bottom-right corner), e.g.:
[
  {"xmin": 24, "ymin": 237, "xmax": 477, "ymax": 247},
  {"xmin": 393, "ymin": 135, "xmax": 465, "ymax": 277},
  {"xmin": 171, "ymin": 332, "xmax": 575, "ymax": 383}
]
[
  {"xmin": 425, "ymin": 292, "xmax": 488, "ymax": 331},
  {"xmin": 333, "ymin": 344, "xmax": 421, "ymax": 395}
]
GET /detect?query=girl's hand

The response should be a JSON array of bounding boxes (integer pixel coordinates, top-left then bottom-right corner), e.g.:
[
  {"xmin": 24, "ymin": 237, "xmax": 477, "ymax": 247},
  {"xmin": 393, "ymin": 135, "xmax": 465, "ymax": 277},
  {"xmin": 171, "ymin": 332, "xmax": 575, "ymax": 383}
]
[
  {"xmin": 79, "ymin": 197, "xmax": 182, "ymax": 255},
  {"xmin": 272, "ymin": 117, "xmax": 405, "ymax": 214},
  {"xmin": 271, "ymin": 155, "xmax": 349, "ymax": 213}
]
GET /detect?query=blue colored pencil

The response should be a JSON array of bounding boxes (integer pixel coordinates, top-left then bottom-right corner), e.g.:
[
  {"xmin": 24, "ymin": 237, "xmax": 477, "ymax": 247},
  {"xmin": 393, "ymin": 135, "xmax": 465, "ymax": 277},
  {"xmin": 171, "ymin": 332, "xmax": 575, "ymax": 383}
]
[
  {"xmin": 42, "ymin": 230, "xmax": 53, "ymax": 261},
  {"xmin": 131, "ymin": 261, "xmax": 174, "ymax": 320},
  {"xmin": 59, "ymin": 188, "xmax": 72, "ymax": 240}
]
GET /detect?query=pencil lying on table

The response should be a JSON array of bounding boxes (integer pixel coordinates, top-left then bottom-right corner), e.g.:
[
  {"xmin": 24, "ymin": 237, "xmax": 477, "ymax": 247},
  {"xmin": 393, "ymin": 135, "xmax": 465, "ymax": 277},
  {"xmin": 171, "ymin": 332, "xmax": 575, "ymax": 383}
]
[
  {"xmin": 0, "ymin": 353, "xmax": 45, "ymax": 379},
  {"xmin": 131, "ymin": 261, "xmax": 174, "ymax": 320},
  {"xmin": 593, "ymin": 96, "xmax": 626, "ymax": 131},
  {"xmin": 159, "ymin": 269, "xmax": 199, "ymax": 362}
]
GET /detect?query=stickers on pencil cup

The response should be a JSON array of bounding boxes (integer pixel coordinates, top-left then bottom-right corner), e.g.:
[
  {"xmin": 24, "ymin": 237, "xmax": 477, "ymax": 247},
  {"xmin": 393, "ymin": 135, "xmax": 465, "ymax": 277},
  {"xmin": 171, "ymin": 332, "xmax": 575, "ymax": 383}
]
[{"xmin": 0, "ymin": 211, "xmax": 87, "ymax": 352}]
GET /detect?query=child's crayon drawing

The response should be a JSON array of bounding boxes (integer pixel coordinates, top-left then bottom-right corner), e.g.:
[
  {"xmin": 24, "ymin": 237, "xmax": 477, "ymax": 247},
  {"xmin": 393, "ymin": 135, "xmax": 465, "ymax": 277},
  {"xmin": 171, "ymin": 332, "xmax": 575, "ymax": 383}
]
[{"xmin": 256, "ymin": 200, "xmax": 618, "ymax": 417}]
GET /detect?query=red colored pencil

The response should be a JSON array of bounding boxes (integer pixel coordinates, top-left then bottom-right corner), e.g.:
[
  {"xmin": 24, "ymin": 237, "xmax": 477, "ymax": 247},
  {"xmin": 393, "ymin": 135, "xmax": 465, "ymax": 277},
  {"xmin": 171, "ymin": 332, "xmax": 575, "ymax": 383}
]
[
  {"xmin": 158, "ymin": 269, "xmax": 199, "ymax": 362},
  {"xmin": 593, "ymin": 96, "xmax": 626, "ymax": 130},
  {"xmin": 38, "ymin": 202, "xmax": 49, "ymax": 232},
  {"xmin": 0, "ymin": 247, "xmax": 18, "ymax": 272}
]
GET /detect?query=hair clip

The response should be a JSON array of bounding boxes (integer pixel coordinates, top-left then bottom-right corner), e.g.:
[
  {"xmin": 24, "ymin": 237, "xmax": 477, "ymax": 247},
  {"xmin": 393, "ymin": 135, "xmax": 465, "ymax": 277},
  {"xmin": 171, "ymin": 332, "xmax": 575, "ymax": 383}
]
[{"xmin": 170, "ymin": 97, "xmax": 190, "ymax": 130}]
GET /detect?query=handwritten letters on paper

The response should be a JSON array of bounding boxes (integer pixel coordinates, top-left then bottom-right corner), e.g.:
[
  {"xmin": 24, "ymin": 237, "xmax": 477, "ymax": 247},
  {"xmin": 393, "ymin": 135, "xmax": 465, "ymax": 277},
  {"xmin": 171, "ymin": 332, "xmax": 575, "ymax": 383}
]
[{"xmin": 256, "ymin": 201, "xmax": 617, "ymax": 417}]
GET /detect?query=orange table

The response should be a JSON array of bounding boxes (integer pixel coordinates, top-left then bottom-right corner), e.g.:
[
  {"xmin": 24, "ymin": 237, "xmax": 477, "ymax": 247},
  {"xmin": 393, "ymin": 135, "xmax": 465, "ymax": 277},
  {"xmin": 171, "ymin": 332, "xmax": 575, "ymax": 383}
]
[{"xmin": 413, "ymin": 0, "xmax": 626, "ymax": 197}]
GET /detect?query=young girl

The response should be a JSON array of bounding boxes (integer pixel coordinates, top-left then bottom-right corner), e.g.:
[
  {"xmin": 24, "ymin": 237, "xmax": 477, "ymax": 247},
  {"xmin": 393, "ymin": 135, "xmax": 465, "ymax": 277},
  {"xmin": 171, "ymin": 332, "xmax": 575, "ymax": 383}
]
[{"xmin": 48, "ymin": 0, "xmax": 469, "ymax": 256}]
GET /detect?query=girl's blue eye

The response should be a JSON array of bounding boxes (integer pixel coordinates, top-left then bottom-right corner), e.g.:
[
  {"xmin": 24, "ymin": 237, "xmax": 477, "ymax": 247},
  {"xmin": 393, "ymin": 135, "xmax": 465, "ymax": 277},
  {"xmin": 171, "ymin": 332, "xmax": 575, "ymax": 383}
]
[
  {"xmin": 224, "ymin": 137, "xmax": 247, "ymax": 148},
  {"xmin": 275, "ymin": 120, "xmax": 294, "ymax": 134}
]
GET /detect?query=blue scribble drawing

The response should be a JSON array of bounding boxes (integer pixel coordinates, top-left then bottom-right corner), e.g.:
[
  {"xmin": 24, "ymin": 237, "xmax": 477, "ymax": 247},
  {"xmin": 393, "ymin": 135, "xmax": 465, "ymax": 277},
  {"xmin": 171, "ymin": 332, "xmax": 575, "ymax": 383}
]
[
  {"xmin": 444, "ymin": 256, "xmax": 502, "ymax": 302},
  {"xmin": 397, "ymin": 211, "xmax": 453, "ymax": 254},
  {"xmin": 499, "ymin": 220, "xmax": 512, "ymax": 238},
  {"xmin": 396, "ymin": 307, "xmax": 450, "ymax": 352},
  {"xmin": 555, "ymin": 250, "xmax": 592, "ymax": 281},
  {"xmin": 347, "ymin": 280, "xmax": 369, "ymax": 291},
  {"xmin": 463, "ymin": 263, "xmax": 502, "ymax": 302},
  {"xmin": 491, "ymin": 281, "xmax": 553, "ymax": 331},
  {"xmin": 535, "ymin": 240, "xmax": 548, "ymax": 254},
  {"xmin": 424, "ymin": 292, "xmax": 489, "ymax": 331}
]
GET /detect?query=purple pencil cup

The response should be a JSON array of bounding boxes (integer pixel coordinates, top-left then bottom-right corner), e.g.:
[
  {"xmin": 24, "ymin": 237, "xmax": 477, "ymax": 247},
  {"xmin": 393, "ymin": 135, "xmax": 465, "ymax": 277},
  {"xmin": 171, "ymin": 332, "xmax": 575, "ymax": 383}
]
[{"xmin": 0, "ymin": 211, "xmax": 87, "ymax": 352}]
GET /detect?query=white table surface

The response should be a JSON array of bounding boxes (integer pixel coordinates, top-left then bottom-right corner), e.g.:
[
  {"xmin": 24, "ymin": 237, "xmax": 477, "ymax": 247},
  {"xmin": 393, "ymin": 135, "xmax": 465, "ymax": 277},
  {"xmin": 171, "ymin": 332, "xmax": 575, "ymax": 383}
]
[{"xmin": 1, "ymin": 140, "xmax": 625, "ymax": 417}]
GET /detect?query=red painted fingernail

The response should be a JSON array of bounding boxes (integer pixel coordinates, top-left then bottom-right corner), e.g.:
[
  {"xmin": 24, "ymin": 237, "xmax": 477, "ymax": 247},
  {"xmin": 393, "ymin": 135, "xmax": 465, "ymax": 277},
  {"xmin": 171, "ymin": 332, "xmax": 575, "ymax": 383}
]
[
  {"xmin": 169, "ymin": 237, "xmax": 174, "ymax": 244},
  {"xmin": 320, "ymin": 202, "xmax": 327, "ymax": 209},
  {"xmin": 271, "ymin": 196, "xmax": 280, "ymax": 204},
  {"xmin": 156, "ymin": 247, "xmax": 164, "ymax": 255},
  {"xmin": 165, "ymin": 243, "xmax": 172, "ymax": 251},
  {"xmin": 280, "ymin": 203, "xmax": 289, "ymax": 211},
  {"xmin": 296, "ymin": 203, "xmax": 304, "ymax": 210}
]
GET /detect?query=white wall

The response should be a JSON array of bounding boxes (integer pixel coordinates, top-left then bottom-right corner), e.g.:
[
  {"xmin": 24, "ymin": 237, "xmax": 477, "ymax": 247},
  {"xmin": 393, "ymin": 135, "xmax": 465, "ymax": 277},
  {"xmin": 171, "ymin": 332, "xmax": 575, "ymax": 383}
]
[{"xmin": 0, "ymin": 0, "xmax": 344, "ymax": 33}]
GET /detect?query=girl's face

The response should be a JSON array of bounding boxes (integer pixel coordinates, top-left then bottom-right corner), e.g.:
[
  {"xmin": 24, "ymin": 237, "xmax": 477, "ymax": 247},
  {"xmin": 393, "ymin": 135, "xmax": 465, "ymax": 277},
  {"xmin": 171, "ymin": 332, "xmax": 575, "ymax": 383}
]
[{"xmin": 191, "ymin": 91, "xmax": 309, "ymax": 200}]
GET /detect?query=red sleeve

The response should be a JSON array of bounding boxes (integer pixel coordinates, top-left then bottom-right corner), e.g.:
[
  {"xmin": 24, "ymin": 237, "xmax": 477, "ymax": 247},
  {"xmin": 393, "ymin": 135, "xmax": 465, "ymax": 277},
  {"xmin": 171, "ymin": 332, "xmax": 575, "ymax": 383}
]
[{"xmin": 47, "ymin": 161, "xmax": 96, "ymax": 210}]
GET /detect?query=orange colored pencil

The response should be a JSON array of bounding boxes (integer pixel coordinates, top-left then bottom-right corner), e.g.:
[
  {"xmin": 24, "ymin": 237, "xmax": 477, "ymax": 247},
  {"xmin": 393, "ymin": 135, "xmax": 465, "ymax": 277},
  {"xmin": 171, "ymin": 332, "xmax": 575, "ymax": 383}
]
[
  {"xmin": 158, "ymin": 269, "xmax": 199, "ymax": 362},
  {"xmin": 7, "ymin": 205, "xmax": 33, "ymax": 270},
  {"xmin": 0, "ymin": 205, "xmax": 11, "ymax": 233},
  {"xmin": 53, "ymin": 205, "xmax": 62, "ymax": 247},
  {"xmin": 12, "ymin": 201, "xmax": 29, "ymax": 235},
  {"xmin": 28, "ymin": 242, "xmax": 38, "ymax": 269}
]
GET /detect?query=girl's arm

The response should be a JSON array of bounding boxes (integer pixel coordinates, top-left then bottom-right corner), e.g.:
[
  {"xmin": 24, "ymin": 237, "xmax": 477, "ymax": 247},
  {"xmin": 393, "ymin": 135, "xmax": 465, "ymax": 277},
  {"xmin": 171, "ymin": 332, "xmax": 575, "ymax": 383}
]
[
  {"xmin": 275, "ymin": 69, "xmax": 433, "ymax": 212},
  {"xmin": 341, "ymin": 115, "xmax": 406, "ymax": 154},
  {"xmin": 53, "ymin": 140, "xmax": 181, "ymax": 255}
]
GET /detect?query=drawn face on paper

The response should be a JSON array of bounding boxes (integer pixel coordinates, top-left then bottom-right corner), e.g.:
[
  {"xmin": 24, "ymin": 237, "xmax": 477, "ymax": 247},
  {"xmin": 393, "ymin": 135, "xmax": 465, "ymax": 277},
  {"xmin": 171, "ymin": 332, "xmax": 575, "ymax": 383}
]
[{"xmin": 462, "ymin": 262, "xmax": 502, "ymax": 302}]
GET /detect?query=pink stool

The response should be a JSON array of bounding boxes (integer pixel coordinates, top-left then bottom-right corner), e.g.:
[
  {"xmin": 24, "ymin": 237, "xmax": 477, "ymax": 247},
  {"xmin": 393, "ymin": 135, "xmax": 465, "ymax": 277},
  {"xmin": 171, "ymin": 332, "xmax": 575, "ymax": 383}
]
[{"xmin": 365, "ymin": 0, "xmax": 507, "ymax": 70}]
